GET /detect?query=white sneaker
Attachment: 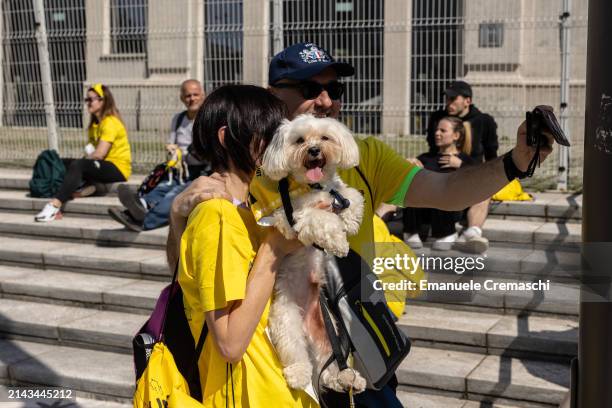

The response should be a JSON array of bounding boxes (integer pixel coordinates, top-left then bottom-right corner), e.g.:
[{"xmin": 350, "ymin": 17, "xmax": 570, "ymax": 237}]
[
  {"xmin": 432, "ymin": 232, "xmax": 458, "ymax": 251},
  {"xmin": 454, "ymin": 226, "xmax": 489, "ymax": 254},
  {"xmin": 34, "ymin": 203, "xmax": 62, "ymax": 222},
  {"xmin": 404, "ymin": 233, "xmax": 423, "ymax": 249}
]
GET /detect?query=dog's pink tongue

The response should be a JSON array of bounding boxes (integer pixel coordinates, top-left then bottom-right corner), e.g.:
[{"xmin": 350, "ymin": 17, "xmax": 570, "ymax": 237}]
[{"xmin": 306, "ymin": 167, "xmax": 324, "ymax": 183}]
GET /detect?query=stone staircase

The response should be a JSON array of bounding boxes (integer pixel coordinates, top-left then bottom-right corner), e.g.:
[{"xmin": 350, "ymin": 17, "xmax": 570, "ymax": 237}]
[{"xmin": 0, "ymin": 168, "xmax": 580, "ymax": 407}]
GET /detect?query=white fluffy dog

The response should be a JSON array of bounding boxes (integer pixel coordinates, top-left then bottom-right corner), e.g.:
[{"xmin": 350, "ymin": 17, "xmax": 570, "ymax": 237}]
[{"xmin": 261, "ymin": 114, "xmax": 367, "ymax": 394}]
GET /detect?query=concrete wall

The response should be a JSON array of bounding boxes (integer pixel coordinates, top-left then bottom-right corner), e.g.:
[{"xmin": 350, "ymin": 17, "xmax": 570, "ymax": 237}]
[
  {"xmin": 464, "ymin": 0, "xmax": 587, "ymax": 146},
  {"xmin": 85, "ymin": 0, "xmax": 202, "ymax": 132}
]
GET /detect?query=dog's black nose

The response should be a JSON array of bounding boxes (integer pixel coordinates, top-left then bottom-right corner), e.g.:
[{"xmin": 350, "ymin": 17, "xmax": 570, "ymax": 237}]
[{"xmin": 308, "ymin": 146, "xmax": 321, "ymax": 157}]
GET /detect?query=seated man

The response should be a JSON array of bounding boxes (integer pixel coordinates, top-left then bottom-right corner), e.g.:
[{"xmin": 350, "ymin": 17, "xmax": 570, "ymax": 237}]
[{"xmin": 108, "ymin": 79, "xmax": 208, "ymax": 231}]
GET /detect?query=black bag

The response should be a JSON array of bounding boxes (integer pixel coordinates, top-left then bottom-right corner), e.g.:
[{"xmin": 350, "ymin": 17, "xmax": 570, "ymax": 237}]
[
  {"xmin": 132, "ymin": 262, "xmax": 207, "ymax": 402},
  {"xmin": 278, "ymin": 168, "xmax": 411, "ymax": 392}
]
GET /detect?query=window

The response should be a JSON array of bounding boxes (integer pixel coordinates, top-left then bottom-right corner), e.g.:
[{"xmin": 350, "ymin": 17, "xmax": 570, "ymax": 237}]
[
  {"xmin": 110, "ymin": 0, "xmax": 147, "ymax": 54},
  {"xmin": 479, "ymin": 22, "xmax": 503, "ymax": 48}
]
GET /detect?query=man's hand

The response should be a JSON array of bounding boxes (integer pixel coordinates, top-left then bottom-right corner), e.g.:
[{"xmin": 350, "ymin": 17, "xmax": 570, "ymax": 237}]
[
  {"xmin": 511, "ymin": 120, "xmax": 555, "ymax": 172},
  {"xmin": 439, "ymin": 154, "xmax": 462, "ymax": 169},
  {"xmin": 171, "ymin": 173, "xmax": 231, "ymax": 219}
]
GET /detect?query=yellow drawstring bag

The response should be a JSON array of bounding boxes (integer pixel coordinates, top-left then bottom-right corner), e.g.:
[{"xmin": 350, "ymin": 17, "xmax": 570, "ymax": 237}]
[
  {"xmin": 133, "ymin": 342, "xmax": 204, "ymax": 408},
  {"xmin": 491, "ymin": 179, "xmax": 533, "ymax": 202}
]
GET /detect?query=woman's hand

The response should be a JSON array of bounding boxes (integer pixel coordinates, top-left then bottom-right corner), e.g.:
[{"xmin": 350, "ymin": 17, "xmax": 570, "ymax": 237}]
[
  {"xmin": 407, "ymin": 157, "xmax": 424, "ymax": 168},
  {"xmin": 439, "ymin": 154, "xmax": 463, "ymax": 169},
  {"xmin": 89, "ymin": 140, "xmax": 112, "ymax": 160},
  {"xmin": 264, "ymin": 228, "xmax": 303, "ymax": 258}
]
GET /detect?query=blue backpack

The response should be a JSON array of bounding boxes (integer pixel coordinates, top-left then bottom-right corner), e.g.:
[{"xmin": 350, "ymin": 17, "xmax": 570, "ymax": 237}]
[{"xmin": 29, "ymin": 149, "xmax": 66, "ymax": 198}]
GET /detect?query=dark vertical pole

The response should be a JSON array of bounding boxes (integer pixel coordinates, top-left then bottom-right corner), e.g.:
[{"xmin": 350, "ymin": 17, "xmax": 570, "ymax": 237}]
[{"xmin": 578, "ymin": 0, "xmax": 612, "ymax": 407}]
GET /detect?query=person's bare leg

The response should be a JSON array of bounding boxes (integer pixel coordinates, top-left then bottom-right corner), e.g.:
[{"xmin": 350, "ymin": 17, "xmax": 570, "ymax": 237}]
[
  {"xmin": 455, "ymin": 199, "xmax": 490, "ymax": 254},
  {"xmin": 467, "ymin": 199, "xmax": 489, "ymax": 229}
]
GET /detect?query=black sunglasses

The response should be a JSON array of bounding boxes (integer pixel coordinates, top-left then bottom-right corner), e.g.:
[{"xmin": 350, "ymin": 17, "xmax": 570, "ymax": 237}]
[
  {"xmin": 273, "ymin": 80, "xmax": 345, "ymax": 100},
  {"xmin": 84, "ymin": 97, "xmax": 102, "ymax": 104}
]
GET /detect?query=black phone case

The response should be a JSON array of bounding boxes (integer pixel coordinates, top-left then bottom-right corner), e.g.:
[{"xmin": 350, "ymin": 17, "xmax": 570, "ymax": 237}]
[{"xmin": 526, "ymin": 105, "xmax": 571, "ymax": 147}]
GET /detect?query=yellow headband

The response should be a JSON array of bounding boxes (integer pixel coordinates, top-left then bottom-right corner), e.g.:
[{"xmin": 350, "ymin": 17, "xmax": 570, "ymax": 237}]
[{"xmin": 92, "ymin": 83, "xmax": 104, "ymax": 98}]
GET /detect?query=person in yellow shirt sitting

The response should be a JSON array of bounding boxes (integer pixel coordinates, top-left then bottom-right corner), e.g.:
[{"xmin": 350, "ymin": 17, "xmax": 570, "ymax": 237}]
[
  {"xmin": 35, "ymin": 83, "xmax": 132, "ymax": 222},
  {"xmin": 178, "ymin": 84, "xmax": 318, "ymax": 407}
]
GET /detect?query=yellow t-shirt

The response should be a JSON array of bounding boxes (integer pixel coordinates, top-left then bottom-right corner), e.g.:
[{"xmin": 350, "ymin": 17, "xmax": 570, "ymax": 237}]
[
  {"xmin": 88, "ymin": 115, "xmax": 132, "ymax": 179},
  {"xmin": 178, "ymin": 199, "xmax": 317, "ymax": 408},
  {"xmin": 250, "ymin": 136, "xmax": 421, "ymax": 266}
]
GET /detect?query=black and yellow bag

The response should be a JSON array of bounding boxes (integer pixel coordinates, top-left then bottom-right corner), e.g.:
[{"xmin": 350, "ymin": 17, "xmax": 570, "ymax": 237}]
[{"xmin": 278, "ymin": 173, "xmax": 411, "ymax": 392}]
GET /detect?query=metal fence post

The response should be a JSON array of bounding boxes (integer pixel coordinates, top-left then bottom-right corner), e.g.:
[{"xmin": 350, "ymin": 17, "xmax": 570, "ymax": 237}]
[
  {"xmin": 271, "ymin": 0, "xmax": 283, "ymax": 55},
  {"xmin": 558, "ymin": 0, "xmax": 572, "ymax": 190},
  {"xmin": 32, "ymin": 0, "xmax": 59, "ymax": 152}
]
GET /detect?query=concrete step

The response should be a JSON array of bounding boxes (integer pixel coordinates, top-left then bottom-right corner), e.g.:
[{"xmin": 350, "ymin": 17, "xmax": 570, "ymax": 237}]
[
  {"xmin": 397, "ymin": 388, "xmax": 546, "ymax": 408},
  {"xmin": 0, "ymin": 298, "xmax": 146, "ymax": 353},
  {"xmin": 0, "ymin": 269, "xmax": 576, "ymax": 361},
  {"xmin": 0, "ymin": 210, "xmax": 167, "ymax": 248},
  {"xmin": 0, "ymin": 337, "xmax": 564, "ymax": 407},
  {"xmin": 408, "ymin": 272, "xmax": 580, "ymax": 316},
  {"xmin": 0, "ymin": 167, "xmax": 581, "ymax": 221},
  {"xmin": 0, "ymin": 189, "xmax": 123, "ymax": 216},
  {"xmin": 399, "ymin": 305, "xmax": 577, "ymax": 359},
  {"xmin": 0, "ymin": 236, "xmax": 581, "ymax": 315},
  {"xmin": 0, "ymin": 168, "xmax": 141, "ymax": 191},
  {"xmin": 489, "ymin": 192, "xmax": 582, "ymax": 221},
  {"xmin": 397, "ymin": 346, "xmax": 569, "ymax": 406},
  {"xmin": 0, "ymin": 265, "xmax": 164, "ymax": 313},
  {"xmin": 0, "ymin": 236, "xmax": 169, "ymax": 280},
  {"xmin": 481, "ymin": 218, "xmax": 581, "ymax": 248},
  {"xmin": 0, "ymin": 338, "xmax": 133, "ymax": 400},
  {"xmin": 0, "ymin": 175, "xmax": 583, "ymax": 226},
  {"xmin": 0, "ymin": 197, "xmax": 580, "ymax": 248},
  {"xmin": 0, "ymin": 392, "xmax": 133, "ymax": 408},
  {"xmin": 0, "ymin": 214, "xmax": 583, "ymax": 281}
]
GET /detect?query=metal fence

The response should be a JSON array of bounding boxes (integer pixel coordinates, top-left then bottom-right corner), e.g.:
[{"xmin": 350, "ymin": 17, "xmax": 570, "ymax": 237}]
[{"xmin": 0, "ymin": 0, "xmax": 587, "ymax": 189}]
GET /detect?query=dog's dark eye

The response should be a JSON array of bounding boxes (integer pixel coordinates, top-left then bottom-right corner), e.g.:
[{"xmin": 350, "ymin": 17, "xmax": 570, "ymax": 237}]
[
  {"xmin": 321, "ymin": 135, "xmax": 329, "ymax": 141},
  {"xmin": 295, "ymin": 137, "xmax": 304, "ymax": 144}
]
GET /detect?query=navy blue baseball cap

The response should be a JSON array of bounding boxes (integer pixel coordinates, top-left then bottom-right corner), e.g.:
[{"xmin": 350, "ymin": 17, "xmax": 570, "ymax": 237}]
[{"xmin": 268, "ymin": 42, "xmax": 355, "ymax": 85}]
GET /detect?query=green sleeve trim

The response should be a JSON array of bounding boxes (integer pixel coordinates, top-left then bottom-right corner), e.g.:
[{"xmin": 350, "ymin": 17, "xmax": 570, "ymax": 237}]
[{"xmin": 389, "ymin": 166, "xmax": 422, "ymax": 207}]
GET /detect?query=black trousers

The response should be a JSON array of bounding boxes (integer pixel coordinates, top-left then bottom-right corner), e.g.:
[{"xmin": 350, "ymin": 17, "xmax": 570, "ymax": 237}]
[
  {"xmin": 55, "ymin": 158, "xmax": 125, "ymax": 203},
  {"xmin": 402, "ymin": 207, "xmax": 461, "ymax": 239}
]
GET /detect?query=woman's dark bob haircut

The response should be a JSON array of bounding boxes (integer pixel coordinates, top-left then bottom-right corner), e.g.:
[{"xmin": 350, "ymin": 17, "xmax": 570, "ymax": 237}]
[{"xmin": 192, "ymin": 84, "xmax": 287, "ymax": 176}]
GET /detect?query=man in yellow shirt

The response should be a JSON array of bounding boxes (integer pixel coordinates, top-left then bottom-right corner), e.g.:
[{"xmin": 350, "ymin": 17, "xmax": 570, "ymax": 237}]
[{"xmin": 167, "ymin": 43, "xmax": 556, "ymax": 407}]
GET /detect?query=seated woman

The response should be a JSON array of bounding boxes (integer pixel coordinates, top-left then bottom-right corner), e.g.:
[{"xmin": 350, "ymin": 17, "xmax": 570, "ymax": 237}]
[
  {"xmin": 403, "ymin": 116, "xmax": 473, "ymax": 250},
  {"xmin": 178, "ymin": 84, "xmax": 317, "ymax": 407},
  {"xmin": 35, "ymin": 83, "xmax": 131, "ymax": 222}
]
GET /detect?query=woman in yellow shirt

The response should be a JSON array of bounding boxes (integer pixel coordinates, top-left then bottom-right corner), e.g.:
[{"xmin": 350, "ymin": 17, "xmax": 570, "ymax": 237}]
[
  {"xmin": 178, "ymin": 84, "xmax": 318, "ymax": 407},
  {"xmin": 35, "ymin": 83, "xmax": 132, "ymax": 222}
]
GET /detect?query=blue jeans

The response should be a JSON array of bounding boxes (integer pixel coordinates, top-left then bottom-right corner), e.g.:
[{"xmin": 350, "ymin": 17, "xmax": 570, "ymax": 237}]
[
  {"xmin": 142, "ymin": 181, "xmax": 190, "ymax": 230},
  {"xmin": 354, "ymin": 385, "xmax": 403, "ymax": 407}
]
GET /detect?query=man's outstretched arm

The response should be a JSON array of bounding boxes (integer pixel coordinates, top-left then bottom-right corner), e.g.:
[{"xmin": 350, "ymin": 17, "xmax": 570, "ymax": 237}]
[{"xmin": 405, "ymin": 121, "xmax": 554, "ymax": 210}]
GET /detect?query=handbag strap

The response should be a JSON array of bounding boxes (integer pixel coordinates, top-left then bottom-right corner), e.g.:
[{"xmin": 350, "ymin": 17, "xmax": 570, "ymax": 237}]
[
  {"xmin": 278, "ymin": 178, "xmax": 325, "ymax": 252},
  {"xmin": 158, "ymin": 261, "xmax": 181, "ymax": 342},
  {"xmin": 160, "ymin": 260, "xmax": 208, "ymax": 385},
  {"xmin": 319, "ymin": 291, "xmax": 349, "ymax": 371}
]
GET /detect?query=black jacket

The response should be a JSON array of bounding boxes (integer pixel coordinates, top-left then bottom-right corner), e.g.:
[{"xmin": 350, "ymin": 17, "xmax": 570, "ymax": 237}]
[
  {"xmin": 426, "ymin": 105, "xmax": 499, "ymax": 163},
  {"xmin": 417, "ymin": 152, "xmax": 475, "ymax": 173}
]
